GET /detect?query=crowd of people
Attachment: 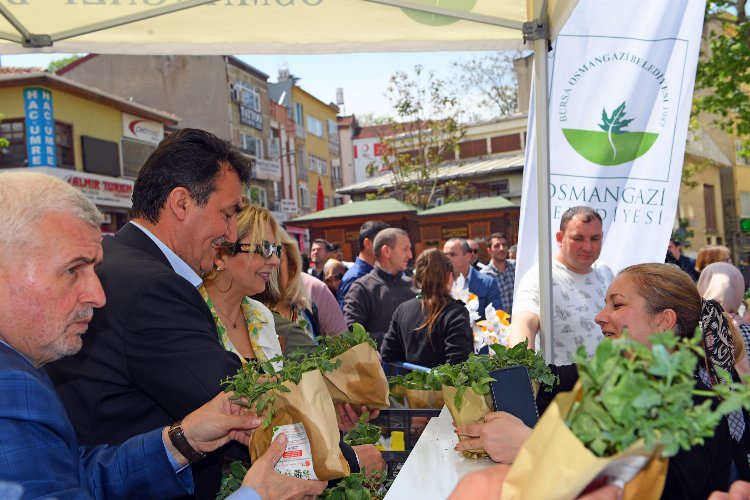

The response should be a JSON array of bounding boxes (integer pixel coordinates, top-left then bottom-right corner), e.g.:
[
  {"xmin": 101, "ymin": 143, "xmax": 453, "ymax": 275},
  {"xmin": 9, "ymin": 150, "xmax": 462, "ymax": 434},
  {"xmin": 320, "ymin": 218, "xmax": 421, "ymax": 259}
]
[{"xmin": 2, "ymin": 126, "xmax": 750, "ymax": 499}]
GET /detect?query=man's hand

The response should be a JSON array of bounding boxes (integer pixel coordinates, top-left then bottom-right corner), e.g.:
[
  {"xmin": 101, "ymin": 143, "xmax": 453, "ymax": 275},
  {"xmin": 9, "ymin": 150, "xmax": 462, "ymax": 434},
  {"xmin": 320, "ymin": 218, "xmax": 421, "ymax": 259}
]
[
  {"xmin": 709, "ymin": 480, "xmax": 750, "ymax": 500},
  {"xmin": 454, "ymin": 411, "xmax": 531, "ymax": 464},
  {"xmin": 242, "ymin": 433, "xmax": 327, "ymax": 499},
  {"xmin": 352, "ymin": 444, "xmax": 385, "ymax": 474},
  {"xmin": 336, "ymin": 403, "xmax": 380, "ymax": 433},
  {"xmin": 164, "ymin": 391, "xmax": 260, "ymax": 465}
]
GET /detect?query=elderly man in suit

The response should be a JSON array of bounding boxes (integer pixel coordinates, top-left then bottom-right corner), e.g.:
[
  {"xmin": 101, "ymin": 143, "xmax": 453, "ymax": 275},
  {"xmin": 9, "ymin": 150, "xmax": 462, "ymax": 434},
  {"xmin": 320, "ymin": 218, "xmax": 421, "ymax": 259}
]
[
  {"xmin": 47, "ymin": 129, "xmax": 378, "ymax": 499},
  {"xmin": 0, "ymin": 171, "xmax": 325, "ymax": 499},
  {"xmin": 443, "ymin": 237, "xmax": 504, "ymax": 320}
]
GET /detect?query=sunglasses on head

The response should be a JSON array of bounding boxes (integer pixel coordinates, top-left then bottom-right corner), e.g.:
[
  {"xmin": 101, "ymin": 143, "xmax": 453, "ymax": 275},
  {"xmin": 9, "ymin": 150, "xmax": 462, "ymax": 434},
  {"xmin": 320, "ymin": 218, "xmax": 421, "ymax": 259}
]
[{"xmin": 224, "ymin": 240, "xmax": 282, "ymax": 259}]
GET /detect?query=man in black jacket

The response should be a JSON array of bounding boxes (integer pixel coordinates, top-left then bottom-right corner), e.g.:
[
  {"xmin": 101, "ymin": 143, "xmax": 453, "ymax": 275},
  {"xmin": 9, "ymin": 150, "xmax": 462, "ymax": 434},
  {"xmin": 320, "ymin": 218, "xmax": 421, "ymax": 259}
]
[{"xmin": 48, "ymin": 129, "xmax": 374, "ymax": 499}]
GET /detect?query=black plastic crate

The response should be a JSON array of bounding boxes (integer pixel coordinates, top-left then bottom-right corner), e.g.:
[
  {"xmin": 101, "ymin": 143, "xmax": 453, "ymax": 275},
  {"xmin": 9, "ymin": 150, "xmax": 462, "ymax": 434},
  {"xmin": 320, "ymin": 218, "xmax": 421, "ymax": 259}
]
[{"xmin": 373, "ymin": 408, "xmax": 441, "ymax": 482}]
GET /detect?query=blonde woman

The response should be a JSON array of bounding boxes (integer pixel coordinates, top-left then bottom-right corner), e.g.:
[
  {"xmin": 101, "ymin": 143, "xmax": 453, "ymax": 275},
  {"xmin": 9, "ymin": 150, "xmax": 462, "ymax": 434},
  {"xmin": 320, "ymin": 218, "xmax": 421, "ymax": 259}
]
[{"xmin": 200, "ymin": 205, "xmax": 283, "ymax": 367}]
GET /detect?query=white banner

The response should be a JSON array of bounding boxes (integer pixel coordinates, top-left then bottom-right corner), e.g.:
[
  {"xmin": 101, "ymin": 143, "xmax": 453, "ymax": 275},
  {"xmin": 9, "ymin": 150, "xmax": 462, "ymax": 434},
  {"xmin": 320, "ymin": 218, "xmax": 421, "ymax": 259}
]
[{"xmin": 515, "ymin": 0, "xmax": 705, "ymax": 295}]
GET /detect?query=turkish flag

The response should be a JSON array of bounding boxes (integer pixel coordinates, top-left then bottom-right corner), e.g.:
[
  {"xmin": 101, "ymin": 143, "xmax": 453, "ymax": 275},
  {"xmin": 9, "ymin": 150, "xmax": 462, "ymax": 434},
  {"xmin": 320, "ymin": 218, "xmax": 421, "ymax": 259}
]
[{"xmin": 316, "ymin": 177, "xmax": 325, "ymax": 211}]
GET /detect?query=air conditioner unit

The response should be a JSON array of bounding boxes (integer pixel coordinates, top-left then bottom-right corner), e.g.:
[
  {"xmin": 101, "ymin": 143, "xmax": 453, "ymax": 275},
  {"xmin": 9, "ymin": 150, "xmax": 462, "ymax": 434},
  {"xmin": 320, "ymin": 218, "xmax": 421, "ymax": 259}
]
[{"xmin": 230, "ymin": 84, "xmax": 243, "ymax": 103}]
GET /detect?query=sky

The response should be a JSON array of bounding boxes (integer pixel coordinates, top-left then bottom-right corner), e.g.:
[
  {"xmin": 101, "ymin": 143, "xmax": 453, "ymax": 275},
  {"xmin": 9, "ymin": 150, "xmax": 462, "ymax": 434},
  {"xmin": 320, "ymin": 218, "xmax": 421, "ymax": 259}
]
[{"xmin": 0, "ymin": 51, "xmax": 496, "ymax": 119}]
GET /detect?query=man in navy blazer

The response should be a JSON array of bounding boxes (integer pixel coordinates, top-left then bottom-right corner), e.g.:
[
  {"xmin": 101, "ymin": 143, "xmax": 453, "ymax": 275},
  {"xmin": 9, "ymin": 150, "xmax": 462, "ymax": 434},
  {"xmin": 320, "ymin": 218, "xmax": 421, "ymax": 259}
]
[
  {"xmin": 0, "ymin": 171, "xmax": 325, "ymax": 499},
  {"xmin": 443, "ymin": 238, "xmax": 504, "ymax": 320}
]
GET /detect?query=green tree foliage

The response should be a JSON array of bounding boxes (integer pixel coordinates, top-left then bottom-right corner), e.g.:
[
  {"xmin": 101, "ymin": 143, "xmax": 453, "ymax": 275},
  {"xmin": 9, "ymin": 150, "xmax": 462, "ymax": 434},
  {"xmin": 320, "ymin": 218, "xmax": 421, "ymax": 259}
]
[
  {"xmin": 377, "ymin": 65, "xmax": 466, "ymax": 210},
  {"xmin": 47, "ymin": 55, "xmax": 82, "ymax": 73},
  {"xmin": 694, "ymin": 1, "xmax": 750, "ymax": 156},
  {"xmin": 449, "ymin": 51, "xmax": 520, "ymax": 120}
]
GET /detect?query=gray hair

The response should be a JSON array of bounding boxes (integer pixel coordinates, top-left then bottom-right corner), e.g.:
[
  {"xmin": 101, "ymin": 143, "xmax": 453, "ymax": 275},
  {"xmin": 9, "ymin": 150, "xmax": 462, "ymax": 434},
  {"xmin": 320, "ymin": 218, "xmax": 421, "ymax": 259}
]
[
  {"xmin": 0, "ymin": 172, "xmax": 103, "ymax": 251},
  {"xmin": 446, "ymin": 237, "xmax": 470, "ymax": 254},
  {"xmin": 373, "ymin": 228, "xmax": 408, "ymax": 259}
]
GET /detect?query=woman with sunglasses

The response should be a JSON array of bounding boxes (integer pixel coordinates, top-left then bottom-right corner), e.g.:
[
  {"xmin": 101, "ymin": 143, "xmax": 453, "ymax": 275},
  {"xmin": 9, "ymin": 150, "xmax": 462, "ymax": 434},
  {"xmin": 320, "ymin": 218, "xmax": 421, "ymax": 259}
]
[{"xmin": 200, "ymin": 204, "xmax": 284, "ymax": 366}]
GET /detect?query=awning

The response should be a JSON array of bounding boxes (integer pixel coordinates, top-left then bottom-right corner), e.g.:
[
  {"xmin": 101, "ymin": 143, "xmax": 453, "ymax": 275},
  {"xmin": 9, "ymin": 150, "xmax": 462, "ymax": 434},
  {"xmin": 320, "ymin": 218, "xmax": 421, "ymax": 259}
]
[{"xmin": 0, "ymin": 0, "xmax": 577, "ymax": 54}]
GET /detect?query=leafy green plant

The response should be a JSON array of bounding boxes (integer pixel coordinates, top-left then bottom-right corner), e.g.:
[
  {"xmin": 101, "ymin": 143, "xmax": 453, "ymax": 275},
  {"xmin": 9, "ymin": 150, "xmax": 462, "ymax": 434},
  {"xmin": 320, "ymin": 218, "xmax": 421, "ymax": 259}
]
[
  {"xmin": 388, "ymin": 369, "xmax": 443, "ymax": 391},
  {"xmin": 318, "ymin": 323, "xmax": 376, "ymax": 358},
  {"xmin": 343, "ymin": 411, "xmax": 382, "ymax": 446},
  {"xmin": 567, "ymin": 330, "xmax": 750, "ymax": 458},
  {"xmin": 319, "ymin": 470, "xmax": 388, "ymax": 500},
  {"xmin": 435, "ymin": 342, "xmax": 555, "ymax": 410},
  {"xmin": 216, "ymin": 461, "xmax": 248, "ymax": 500},
  {"xmin": 221, "ymin": 351, "xmax": 340, "ymax": 427}
]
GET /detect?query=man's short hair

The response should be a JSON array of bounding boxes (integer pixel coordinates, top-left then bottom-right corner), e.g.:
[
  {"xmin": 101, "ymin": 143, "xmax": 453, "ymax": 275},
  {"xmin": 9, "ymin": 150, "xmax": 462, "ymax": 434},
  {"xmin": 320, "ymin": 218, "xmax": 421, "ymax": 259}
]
[
  {"xmin": 670, "ymin": 238, "xmax": 682, "ymax": 247},
  {"xmin": 489, "ymin": 232, "xmax": 507, "ymax": 245},
  {"xmin": 446, "ymin": 237, "xmax": 470, "ymax": 254},
  {"xmin": 359, "ymin": 220, "xmax": 390, "ymax": 248},
  {"xmin": 373, "ymin": 228, "xmax": 408, "ymax": 259},
  {"xmin": 328, "ymin": 242, "xmax": 341, "ymax": 252},
  {"xmin": 312, "ymin": 238, "xmax": 329, "ymax": 248},
  {"xmin": 559, "ymin": 206, "xmax": 602, "ymax": 232},
  {"xmin": 0, "ymin": 171, "xmax": 103, "ymax": 251},
  {"xmin": 131, "ymin": 128, "xmax": 253, "ymax": 224}
]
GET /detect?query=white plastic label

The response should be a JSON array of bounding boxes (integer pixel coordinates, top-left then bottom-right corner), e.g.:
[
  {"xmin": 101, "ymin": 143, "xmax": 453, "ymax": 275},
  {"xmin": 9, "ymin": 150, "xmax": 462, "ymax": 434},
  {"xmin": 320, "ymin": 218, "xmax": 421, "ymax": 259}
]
[{"xmin": 271, "ymin": 423, "xmax": 318, "ymax": 480}]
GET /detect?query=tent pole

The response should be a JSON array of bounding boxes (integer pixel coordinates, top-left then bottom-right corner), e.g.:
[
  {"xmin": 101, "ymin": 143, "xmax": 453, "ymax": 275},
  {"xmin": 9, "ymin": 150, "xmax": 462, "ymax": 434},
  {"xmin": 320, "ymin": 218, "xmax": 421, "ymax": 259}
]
[{"xmin": 528, "ymin": 0, "xmax": 554, "ymax": 364}]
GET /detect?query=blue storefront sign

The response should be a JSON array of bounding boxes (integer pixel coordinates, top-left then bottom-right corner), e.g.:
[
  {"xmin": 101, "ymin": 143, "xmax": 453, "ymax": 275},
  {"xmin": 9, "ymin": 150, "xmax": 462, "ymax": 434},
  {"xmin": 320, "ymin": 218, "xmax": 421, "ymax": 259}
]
[{"xmin": 23, "ymin": 87, "xmax": 56, "ymax": 167}]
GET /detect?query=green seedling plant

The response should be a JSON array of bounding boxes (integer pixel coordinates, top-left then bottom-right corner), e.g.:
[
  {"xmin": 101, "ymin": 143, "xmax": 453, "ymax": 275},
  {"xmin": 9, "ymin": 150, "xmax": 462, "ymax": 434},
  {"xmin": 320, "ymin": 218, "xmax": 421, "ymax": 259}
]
[
  {"xmin": 435, "ymin": 341, "xmax": 555, "ymax": 410},
  {"xmin": 215, "ymin": 461, "xmax": 248, "ymax": 500},
  {"xmin": 567, "ymin": 330, "xmax": 750, "ymax": 458},
  {"xmin": 221, "ymin": 350, "xmax": 340, "ymax": 428},
  {"xmin": 318, "ymin": 469, "xmax": 388, "ymax": 500},
  {"xmin": 343, "ymin": 411, "xmax": 382, "ymax": 446},
  {"xmin": 318, "ymin": 323, "xmax": 377, "ymax": 358},
  {"xmin": 388, "ymin": 369, "xmax": 443, "ymax": 392}
]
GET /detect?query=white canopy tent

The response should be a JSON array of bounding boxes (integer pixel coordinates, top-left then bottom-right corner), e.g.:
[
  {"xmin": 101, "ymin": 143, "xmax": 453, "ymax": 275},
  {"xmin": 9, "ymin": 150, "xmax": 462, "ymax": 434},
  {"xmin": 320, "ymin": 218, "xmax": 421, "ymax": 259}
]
[{"xmin": 0, "ymin": 0, "xmax": 577, "ymax": 362}]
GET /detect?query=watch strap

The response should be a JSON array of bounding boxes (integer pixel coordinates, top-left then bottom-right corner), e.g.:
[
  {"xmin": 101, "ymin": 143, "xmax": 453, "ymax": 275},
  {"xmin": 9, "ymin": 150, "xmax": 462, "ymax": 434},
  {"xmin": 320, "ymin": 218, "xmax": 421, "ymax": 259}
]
[{"xmin": 167, "ymin": 420, "xmax": 206, "ymax": 464}]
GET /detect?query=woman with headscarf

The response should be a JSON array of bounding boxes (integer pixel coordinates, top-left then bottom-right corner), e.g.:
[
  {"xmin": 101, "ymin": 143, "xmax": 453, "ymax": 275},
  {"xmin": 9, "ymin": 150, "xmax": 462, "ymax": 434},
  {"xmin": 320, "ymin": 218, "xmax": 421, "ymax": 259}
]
[{"xmin": 698, "ymin": 262, "xmax": 750, "ymax": 375}]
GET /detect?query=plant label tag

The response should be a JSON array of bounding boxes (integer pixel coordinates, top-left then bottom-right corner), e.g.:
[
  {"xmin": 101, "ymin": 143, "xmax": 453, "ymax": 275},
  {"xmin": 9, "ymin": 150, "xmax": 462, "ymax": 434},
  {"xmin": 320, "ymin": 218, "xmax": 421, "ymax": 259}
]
[
  {"xmin": 271, "ymin": 423, "xmax": 318, "ymax": 480},
  {"xmin": 599, "ymin": 455, "xmax": 649, "ymax": 488}
]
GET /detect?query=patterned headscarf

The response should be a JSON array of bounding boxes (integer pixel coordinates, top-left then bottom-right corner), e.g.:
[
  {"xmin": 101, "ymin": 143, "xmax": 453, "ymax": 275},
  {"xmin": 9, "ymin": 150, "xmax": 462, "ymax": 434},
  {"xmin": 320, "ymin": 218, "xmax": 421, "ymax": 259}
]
[
  {"xmin": 700, "ymin": 299, "xmax": 745, "ymax": 441},
  {"xmin": 697, "ymin": 262, "xmax": 746, "ymax": 328}
]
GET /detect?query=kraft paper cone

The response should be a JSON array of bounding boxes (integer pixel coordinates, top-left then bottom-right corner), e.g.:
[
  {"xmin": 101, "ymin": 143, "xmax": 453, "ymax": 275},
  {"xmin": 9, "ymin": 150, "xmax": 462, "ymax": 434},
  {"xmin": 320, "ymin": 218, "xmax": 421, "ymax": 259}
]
[
  {"xmin": 443, "ymin": 385, "xmax": 493, "ymax": 458},
  {"xmin": 249, "ymin": 370, "xmax": 349, "ymax": 481},
  {"xmin": 503, "ymin": 383, "xmax": 660, "ymax": 500},
  {"xmin": 322, "ymin": 343, "xmax": 390, "ymax": 409},
  {"xmin": 404, "ymin": 388, "xmax": 444, "ymax": 409}
]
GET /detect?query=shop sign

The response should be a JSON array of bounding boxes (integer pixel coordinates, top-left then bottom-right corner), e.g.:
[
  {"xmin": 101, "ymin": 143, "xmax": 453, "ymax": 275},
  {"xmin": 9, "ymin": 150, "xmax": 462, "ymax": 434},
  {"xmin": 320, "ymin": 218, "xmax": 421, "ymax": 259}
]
[
  {"xmin": 442, "ymin": 226, "xmax": 468, "ymax": 239},
  {"xmin": 22, "ymin": 167, "xmax": 134, "ymax": 209},
  {"xmin": 280, "ymin": 199, "xmax": 298, "ymax": 214},
  {"xmin": 741, "ymin": 218, "xmax": 750, "ymax": 234},
  {"xmin": 239, "ymin": 105, "xmax": 264, "ymax": 131},
  {"xmin": 24, "ymin": 87, "xmax": 56, "ymax": 167},
  {"xmin": 122, "ymin": 113, "xmax": 164, "ymax": 145},
  {"xmin": 254, "ymin": 158, "xmax": 281, "ymax": 180}
]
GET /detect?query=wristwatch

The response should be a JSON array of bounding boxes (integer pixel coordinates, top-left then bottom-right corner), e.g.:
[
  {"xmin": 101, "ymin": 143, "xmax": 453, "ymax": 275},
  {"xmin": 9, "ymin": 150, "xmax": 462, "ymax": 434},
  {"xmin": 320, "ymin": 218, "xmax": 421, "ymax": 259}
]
[{"xmin": 167, "ymin": 420, "xmax": 206, "ymax": 464}]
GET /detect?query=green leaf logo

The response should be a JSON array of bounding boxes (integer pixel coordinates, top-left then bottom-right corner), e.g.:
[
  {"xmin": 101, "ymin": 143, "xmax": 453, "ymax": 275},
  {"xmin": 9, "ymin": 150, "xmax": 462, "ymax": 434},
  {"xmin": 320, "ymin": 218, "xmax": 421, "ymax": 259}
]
[
  {"xmin": 563, "ymin": 100, "xmax": 658, "ymax": 166},
  {"xmin": 400, "ymin": 0, "xmax": 478, "ymax": 27}
]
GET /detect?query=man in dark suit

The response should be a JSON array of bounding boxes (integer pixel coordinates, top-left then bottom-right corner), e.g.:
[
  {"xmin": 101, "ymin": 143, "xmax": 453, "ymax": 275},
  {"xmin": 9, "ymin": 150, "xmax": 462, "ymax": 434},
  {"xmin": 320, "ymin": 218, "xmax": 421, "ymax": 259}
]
[
  {"xmin": 47, "ymin": 129, "xmax": 376, "ymax": 499},
  {"xmin": 0, "ymin": 171, "xmax": 324, "ymax": 499},
  {"xmin": 443, "ymin": 237, "xmax": 504, "ymax": 320}
]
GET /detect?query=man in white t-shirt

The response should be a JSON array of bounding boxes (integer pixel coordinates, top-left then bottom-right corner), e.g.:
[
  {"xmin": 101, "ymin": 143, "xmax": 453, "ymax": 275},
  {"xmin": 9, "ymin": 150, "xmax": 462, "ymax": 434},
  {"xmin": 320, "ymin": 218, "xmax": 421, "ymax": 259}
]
[{"xmin": 509, "ymin": 206, "xmax": 613, "ymax": 364}]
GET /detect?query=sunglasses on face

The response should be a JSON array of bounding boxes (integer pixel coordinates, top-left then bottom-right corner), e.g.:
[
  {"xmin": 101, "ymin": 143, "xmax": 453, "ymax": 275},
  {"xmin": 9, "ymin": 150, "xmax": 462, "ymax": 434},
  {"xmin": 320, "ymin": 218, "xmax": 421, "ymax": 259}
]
[
  {"xmin": 224, "ymin": 240, "xmax": 282, "ymax": 259},
  {"xmin": 469, "ymin": 248, "xmax": 479, "ymax": 254}
]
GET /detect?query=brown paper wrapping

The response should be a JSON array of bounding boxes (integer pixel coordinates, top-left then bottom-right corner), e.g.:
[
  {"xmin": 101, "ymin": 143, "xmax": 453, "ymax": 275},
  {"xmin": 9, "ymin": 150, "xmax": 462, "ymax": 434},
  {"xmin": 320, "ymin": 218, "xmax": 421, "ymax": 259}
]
[
  {"xmin": 322, "ymin": 343, "xmax": 390, "ymax": 409},
  {"xmin": 404, "ymin": 388, "xmax": 444, "ymax": 409},
  {"xmin": 503, "ymin": 383, "xmax": 664, "ymax": 500},
  {"xmin": 443, "ymin": 385, "xmax": 494, "ymax": 458},
  {"xmin": 249, "ymin": 370, "xmax": 349, "ymax": 481}
]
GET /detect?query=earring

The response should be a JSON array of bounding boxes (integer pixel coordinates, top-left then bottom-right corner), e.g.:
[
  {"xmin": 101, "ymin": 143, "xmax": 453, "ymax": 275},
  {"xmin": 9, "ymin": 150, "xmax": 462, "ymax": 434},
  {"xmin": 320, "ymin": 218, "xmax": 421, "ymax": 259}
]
[
  {"xmin": 216, "ymin": 265, "xmax": 224, "ymax": 271},
  {"xmin": 216, "ymin": 270, "xmax": 233, "ymax": 293}
]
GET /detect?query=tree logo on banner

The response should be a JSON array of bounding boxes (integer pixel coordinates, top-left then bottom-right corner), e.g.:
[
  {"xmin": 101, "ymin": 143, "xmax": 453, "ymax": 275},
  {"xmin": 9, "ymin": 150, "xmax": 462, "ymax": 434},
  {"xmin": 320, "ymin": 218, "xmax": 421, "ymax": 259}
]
[
  {"xmin": 562, "ymin": 100, "xmax": 659, "ymax": 166},
  {"xmin": 400, "ymin": 0, "xmax": 478, "ymax": 26}
]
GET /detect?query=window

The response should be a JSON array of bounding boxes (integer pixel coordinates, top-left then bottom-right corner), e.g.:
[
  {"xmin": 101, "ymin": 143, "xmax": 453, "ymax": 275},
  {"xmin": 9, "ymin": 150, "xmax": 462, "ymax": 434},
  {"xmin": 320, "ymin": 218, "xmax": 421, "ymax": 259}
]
[
  {"xmin": 332, "ymin": 164, "xmax": 341, "ymax": 181},
  {"xmin": 299, "ymin": 184, "xmax": 310, "ymax": 208},
  {"xmin": 306, "ymin": 116, "xmax": 324, "ymax": 137},
  {"xmin": 235, "ymin": 81, "xmax": 261, "ymax": 111},
  {"xmin": 296, "ymin": 146, "xmax": 308, "ymax": 181},
  {"xmin": 740, "ymin": 192, "xmax": 750, "ymax": 217},
  {"xmin": 294, "ymin": 103, "xmax": 304, "ymax": 126},
  {"xmin": 273, "ymin": 181, "xmax": 281, "ymax": 201},
  {"xmin": 249, "ymin": 185, "xmax": 267, "ymax": 208},
  {"xmin": 703, "ymin": 184, "xmax": 717, "ymax": 233},
  {"xmin": 240, "ymin": 133, "xmax": 263, "ymax": 158},
  {"xmin": 327, "ymin": 120, "xmax": 339, "ymax": 145},
  {"xmin": 0, "ymin": 118, "xmax": 74, "ymax": 169},
  {"xmin": 308, "ymin": 154, "xmax": 327, "ymax": 174}
]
